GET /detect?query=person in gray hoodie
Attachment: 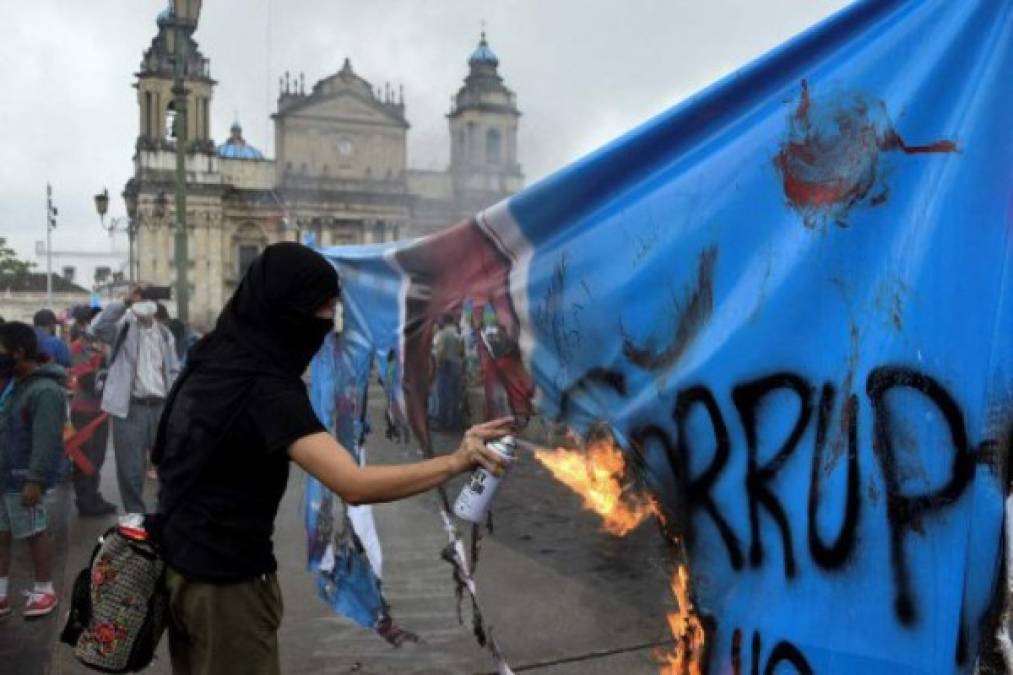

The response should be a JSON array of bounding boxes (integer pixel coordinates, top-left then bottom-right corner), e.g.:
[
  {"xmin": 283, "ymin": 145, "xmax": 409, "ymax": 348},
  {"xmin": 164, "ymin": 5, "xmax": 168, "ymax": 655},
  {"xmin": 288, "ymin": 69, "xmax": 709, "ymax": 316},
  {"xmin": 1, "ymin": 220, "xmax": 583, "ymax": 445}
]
[
  {"xmin": 0, "ymin": 321, "xmax": 67, "ymax": 619},
  {"xmin": 89, "ymin": 284, "xmax": 180, "ymax": 515}
]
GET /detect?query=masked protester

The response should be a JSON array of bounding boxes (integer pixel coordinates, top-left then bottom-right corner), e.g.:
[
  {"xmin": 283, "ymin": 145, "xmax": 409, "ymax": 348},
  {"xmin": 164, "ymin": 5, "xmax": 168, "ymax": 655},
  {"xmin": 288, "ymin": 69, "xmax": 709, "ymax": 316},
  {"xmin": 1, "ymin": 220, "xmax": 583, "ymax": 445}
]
[
  {"xmin": 89, "ymin": 286, "xmax": 180, "ymax": 514},
  {"xmin": 153, "ymin": 243, "xmax": 510, "ymax": 675},
  {"xmin": 0, "ymin": 322, "xmax": 67, "ymax": 618}
]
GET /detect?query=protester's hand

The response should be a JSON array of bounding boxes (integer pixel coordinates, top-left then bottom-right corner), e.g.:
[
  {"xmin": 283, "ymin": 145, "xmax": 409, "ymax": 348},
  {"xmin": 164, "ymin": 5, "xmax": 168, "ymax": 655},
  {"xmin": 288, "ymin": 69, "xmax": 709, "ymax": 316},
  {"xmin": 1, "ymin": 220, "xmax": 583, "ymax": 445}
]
[
  {"xmin": 125, "ymin": 283, "xmax": 146, "ymax": 306},
  {"xmin": 21, "ymin": 481, "xmax": 42, "ymax": 507},
  {"xmin": 450, "ymin": 417, "xmax": 514, "ymax": 475}
]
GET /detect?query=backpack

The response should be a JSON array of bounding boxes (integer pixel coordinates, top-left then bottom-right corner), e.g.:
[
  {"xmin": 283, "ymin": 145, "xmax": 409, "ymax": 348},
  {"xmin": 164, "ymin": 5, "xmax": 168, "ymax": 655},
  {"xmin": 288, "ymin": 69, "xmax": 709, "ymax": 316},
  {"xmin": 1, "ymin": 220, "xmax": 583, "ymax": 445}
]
[
  {"xmin": 59, "ymin": 523, "xmax": 168, "ymax": 672},
  {"xmin": 59, "ymin": 368, "xmax": 253, "ymax": 672}
]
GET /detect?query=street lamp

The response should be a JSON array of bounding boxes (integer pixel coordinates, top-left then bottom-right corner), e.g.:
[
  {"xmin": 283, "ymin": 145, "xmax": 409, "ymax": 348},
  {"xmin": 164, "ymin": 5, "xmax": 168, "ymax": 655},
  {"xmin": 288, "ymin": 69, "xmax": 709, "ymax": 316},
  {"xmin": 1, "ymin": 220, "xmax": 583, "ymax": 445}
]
[
  {"xmin": 93, "ymin": 189, "xmax": 109, "ymax": 218},
  {"xmin": 123, "ymin": 187, "xmax": 139, "ymax": 221},
  {"xmin": 170, "ymin": 0, "xmax": 202, "ymax": 323},
  {"xmin": 45, "ymin": 183, "xmax": 57, "ymax": 307},
  {"xmin": 94, "ymin": 187, "xmax": 140, "ymax": 282}
]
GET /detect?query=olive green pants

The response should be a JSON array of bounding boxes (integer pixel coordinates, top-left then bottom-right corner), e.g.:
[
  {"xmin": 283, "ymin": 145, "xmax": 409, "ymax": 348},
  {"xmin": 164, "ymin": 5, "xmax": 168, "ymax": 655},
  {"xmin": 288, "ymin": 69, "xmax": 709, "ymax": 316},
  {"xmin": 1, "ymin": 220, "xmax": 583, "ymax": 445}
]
[{"xmin": 165, "ymin": 567, "xmax": 283, "ymax": 675}]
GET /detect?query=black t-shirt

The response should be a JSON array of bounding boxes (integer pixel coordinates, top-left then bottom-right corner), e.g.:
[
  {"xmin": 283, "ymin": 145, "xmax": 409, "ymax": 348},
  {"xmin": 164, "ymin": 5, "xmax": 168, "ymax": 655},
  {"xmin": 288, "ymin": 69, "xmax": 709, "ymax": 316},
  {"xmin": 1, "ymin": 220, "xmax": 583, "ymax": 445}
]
[{"xmin": 159, "ymin": 374, "xmax": 324, "ymax": 582}]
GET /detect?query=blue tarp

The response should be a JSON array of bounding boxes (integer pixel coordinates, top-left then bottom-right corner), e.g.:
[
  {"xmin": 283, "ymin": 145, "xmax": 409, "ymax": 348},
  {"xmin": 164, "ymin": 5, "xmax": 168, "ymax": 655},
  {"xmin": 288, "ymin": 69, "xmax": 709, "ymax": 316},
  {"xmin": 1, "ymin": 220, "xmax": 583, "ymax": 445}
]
[{"xmin": 309, "ymin": 1, "xmax": 1011, "ymax": 671}]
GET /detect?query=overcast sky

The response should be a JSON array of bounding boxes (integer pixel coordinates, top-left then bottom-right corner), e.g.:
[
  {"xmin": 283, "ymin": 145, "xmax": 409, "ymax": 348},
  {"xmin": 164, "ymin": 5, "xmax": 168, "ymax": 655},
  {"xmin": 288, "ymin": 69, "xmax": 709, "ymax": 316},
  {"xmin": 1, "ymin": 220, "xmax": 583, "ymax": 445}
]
[{"xmin": 0, "ymin": 0, "xmax": 850, "ymax": 285}]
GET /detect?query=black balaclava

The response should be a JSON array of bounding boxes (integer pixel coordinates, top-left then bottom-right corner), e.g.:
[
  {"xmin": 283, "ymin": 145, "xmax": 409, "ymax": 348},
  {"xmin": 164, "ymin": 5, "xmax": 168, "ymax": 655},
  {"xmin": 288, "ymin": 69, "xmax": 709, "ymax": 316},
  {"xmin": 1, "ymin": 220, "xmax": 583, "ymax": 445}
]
[
  {"xmin": 152, "ymin": 244, "xmax": 339, "ymax": 477},
  {"xmin": 188, "ymin": 242, "xmax": 340, "ymax": 378}
]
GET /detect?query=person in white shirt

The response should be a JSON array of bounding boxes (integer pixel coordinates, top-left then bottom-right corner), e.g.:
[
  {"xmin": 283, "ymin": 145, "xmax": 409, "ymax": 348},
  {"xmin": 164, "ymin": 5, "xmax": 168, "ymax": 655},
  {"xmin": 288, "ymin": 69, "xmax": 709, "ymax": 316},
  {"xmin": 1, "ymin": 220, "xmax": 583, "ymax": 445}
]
[{"xmin": 89, "ymin": 285, "xmax": 180, "ymax": 514}]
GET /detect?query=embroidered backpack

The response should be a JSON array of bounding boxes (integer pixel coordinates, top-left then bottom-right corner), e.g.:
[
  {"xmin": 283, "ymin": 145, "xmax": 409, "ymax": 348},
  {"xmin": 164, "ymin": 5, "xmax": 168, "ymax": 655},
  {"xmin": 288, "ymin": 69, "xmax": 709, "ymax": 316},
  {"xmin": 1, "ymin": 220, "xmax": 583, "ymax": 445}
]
[{"xmin": 60, "ymin": 523, "xmax": 168, "ymax": 672}]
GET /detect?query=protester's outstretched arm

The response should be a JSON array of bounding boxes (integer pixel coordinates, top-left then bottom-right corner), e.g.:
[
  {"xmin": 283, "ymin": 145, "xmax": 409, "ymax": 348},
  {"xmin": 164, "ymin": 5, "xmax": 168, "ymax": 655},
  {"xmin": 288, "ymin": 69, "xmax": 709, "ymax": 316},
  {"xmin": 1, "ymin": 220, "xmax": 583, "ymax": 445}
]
[{"xmin": 289, "ymin": 417, "xmax": 512, "ymax": 505}]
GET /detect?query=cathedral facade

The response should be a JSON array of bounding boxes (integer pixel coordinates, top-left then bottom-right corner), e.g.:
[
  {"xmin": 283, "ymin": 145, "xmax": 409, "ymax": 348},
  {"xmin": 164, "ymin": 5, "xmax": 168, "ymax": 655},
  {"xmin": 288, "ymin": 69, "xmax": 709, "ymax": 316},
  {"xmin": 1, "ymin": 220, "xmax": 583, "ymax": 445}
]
[{"xmin": 126, "ymin": 8, "xmax": 523, "ymax": 328}]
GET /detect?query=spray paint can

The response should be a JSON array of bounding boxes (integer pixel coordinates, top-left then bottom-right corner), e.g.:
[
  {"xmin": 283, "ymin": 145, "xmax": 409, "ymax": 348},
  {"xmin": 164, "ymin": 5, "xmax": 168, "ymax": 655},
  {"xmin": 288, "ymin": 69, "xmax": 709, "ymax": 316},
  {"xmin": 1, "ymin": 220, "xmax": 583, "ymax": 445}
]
[{"xmin": 453, "ymin": 435, "xmax": 516, "ymax": 523}]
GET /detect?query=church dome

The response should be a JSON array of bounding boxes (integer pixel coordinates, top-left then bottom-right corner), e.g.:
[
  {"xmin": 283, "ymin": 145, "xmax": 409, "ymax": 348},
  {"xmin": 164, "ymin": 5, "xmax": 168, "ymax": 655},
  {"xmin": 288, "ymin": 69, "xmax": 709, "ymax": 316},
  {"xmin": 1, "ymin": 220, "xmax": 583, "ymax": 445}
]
[
  {"xmin": 216, "ymin": 120, "xmax": 265, "ymax": 160},
  {"xmin": 468, "ymin": 32, "xmax": 499, "ymax": 67},
  {"xmin": 156, "ymin": 5, "xmax": 174, "ymax": 27},
  {"xmin": 451, "ymin": 29, "xmax": 516, "ymax": 117}
]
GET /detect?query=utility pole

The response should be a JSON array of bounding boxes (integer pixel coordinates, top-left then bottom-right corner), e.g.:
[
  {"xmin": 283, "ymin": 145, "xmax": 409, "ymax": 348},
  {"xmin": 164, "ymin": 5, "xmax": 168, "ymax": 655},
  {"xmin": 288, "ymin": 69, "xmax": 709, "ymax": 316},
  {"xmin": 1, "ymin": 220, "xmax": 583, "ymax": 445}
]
[
  {"xmin": 45, "ymin": 182, "xmax": 57, "ymax": 307},
  {"xmin": 172, "ymin": 10, "xmax": 190, "ymax": 323}
]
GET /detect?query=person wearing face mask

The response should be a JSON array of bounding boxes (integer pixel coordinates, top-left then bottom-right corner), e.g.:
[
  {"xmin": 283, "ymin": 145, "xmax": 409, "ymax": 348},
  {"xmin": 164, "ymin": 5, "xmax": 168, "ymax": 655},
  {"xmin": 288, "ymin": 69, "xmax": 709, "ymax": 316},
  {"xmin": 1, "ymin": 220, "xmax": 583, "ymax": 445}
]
[
  {"xmin": 0, "ymin": 322, "xmax": 67, "ymax": 619},
  {"xmin": 153, "ymin": 243, "xmax": 511, "ymax": 674},
  {"xmin": 89, "ymin": 285, "xmax": 180, "ymax": 515}
]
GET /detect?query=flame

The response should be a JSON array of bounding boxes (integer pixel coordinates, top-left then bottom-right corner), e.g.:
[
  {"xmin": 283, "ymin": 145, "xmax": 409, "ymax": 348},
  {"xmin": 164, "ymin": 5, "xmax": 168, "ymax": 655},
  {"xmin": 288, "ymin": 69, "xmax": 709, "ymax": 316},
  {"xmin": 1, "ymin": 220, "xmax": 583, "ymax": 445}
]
[
  {"xmin": 657, "ymin": 564, "xmax": 706, "ymax": 675},
  {"xmin": 532, "ymin": 429, "xmax": 706, "ymax": 674},
  {"xmin": 533, "ymin": 434, "xmax": 656, "ymax": 536}
]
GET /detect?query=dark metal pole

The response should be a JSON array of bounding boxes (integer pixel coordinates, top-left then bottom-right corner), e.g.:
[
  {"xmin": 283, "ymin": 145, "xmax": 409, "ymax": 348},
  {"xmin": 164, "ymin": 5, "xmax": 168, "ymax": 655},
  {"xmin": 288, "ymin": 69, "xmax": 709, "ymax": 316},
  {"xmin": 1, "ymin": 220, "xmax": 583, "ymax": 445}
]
[
  {"xmin": 173, "ymin": 17, "xmax": 190, "ymax": 322},
  {"xmin": 46, "ymin": 183, "xmax": 53, "ymax": 307},
  {"xmin": 127, "ymin": 224, "xmax": 136, "ymax": 283}
]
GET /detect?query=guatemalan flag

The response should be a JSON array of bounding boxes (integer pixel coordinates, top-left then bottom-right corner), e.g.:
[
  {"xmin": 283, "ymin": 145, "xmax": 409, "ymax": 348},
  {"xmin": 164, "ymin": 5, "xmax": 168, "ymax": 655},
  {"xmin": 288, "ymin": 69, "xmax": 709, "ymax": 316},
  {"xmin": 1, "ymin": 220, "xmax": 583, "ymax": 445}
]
[{"xmin": 308, "ymin": 1, "xmax": 1012, "ymax": 672}]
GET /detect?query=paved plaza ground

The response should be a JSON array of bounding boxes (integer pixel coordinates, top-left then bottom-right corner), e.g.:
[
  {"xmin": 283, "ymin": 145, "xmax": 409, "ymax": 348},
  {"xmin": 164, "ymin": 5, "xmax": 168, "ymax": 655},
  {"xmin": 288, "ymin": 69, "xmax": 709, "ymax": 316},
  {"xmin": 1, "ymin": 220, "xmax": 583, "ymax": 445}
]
[{"xmin": 2, "ymin": 388, "xmax": 675, "ymax": 674}]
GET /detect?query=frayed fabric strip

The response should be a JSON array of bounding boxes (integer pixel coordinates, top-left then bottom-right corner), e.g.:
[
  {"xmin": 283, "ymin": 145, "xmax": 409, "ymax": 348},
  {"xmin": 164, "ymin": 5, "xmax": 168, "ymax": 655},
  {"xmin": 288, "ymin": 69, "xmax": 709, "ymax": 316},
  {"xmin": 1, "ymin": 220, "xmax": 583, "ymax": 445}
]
[{"xmin": 437, "ymin": 506, "xmax": 515, "ymax": 675}]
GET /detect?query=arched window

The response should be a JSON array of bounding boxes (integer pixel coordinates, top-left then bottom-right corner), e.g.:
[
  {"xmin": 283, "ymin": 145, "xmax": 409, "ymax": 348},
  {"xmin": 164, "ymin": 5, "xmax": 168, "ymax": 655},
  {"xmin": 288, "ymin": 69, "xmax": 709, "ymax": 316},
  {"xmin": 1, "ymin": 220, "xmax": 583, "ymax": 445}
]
[
  {"xmin": 467, "ymin": 122, "xmax": 477, "ymax": 161},
  {"xmin": 193, "ymin": 97, "xmax": 201, "ymax": 141},
  {"xmin": 238, "ymin": 244, "xmax": 259, "ymax": 276},
  {"xmin": 234, "ymin": 223, "xmax": 268, "ymax": 279},
  {"xmin": 144, "ymin": 92, "xmax": 153, "ymax": 137},
  {"xmin": 486, "ymin": 129, "xmax": 502, "ymax": 165},
  {"xmin": 165, "ymin": 101, "xmax": 177, "ymax": 142}
]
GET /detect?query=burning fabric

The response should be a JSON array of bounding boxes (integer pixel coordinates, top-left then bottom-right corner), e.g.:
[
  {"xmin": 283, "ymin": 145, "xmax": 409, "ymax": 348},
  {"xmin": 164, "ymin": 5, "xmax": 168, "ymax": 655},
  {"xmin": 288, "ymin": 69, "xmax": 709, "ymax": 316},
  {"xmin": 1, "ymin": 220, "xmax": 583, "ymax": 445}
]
[
  {"xmin": 533, "ymin": 428, "xmax": 708, "ymax": 673},
  {"xmin": 308, "ymin": 2, "xmax": 1012, "ymax": 673}
]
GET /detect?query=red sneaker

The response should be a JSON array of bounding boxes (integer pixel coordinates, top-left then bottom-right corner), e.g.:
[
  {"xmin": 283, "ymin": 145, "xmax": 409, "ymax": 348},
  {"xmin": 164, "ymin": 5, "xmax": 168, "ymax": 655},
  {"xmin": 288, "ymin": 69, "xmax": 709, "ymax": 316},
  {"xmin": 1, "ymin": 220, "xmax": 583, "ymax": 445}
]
[
  {"xmin": 23, "ymin": 591, "xmax": 58, "ymax": 618},
  {"xmin": 0, "ymin": 596, "xmax": 10, "ymax": 619}
]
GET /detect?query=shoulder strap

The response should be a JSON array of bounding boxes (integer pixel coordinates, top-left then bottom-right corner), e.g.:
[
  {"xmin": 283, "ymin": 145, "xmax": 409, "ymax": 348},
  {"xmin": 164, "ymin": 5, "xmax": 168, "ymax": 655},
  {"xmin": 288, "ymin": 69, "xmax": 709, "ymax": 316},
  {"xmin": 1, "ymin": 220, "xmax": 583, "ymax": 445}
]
[{"xmin": 109, "ymin": 322, "xmax": 130, "ymax": 365}]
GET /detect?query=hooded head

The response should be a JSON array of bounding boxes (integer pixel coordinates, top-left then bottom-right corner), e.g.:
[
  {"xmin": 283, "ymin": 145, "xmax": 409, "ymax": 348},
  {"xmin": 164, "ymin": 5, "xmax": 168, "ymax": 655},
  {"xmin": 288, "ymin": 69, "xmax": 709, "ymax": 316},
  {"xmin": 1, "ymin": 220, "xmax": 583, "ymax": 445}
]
[{"xmin": 190, "ymin": 243, "xmax": 340, "ymax": 377}]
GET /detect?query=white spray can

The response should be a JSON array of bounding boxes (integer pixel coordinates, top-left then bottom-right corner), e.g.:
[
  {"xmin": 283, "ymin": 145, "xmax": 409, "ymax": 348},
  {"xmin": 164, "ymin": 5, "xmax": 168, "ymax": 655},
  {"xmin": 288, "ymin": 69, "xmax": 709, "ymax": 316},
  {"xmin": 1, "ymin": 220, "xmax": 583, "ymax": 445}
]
[{"xmin": 453, "ymin": 435, "xmax": 516, "ymax": 523}]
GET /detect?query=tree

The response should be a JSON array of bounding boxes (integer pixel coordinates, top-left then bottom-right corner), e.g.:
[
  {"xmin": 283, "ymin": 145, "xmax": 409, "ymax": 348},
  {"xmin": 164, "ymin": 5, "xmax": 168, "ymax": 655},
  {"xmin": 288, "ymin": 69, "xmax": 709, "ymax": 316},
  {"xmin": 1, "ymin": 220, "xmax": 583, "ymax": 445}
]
[{"xmin": 0, "ymin": 237, "xmax": 35, "ymax": 285}]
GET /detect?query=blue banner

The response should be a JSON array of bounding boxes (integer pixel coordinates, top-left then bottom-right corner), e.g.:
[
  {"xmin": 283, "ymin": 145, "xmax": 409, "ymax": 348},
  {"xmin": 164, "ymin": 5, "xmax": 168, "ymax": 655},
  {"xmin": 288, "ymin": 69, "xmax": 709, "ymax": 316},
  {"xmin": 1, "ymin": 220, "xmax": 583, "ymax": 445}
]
[{"xmin": 310, "ymin": 1, "xmax": 1011, "ymax": 671}]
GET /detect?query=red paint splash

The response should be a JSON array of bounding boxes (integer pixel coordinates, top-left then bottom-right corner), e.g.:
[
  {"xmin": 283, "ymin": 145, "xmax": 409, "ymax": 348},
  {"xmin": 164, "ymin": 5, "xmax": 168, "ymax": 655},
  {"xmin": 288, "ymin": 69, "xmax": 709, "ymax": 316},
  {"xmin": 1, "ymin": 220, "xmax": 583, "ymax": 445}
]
[
  {"xmin": 880, "ymin": 130, "xmax": 957, "ymax": 155},
  {"xmin": 794, "ymin": 79, "xmax": 811, "ymax": 123},
  {"xmin": 775, "ymin": 80, "xmax": 956, "ymax": 227}
]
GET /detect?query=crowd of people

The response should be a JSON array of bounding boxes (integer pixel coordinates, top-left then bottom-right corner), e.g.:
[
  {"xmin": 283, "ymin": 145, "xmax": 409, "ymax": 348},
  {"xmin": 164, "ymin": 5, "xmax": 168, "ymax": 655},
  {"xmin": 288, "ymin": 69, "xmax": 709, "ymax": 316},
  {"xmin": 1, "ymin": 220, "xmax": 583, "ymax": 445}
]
[
  {"xmin": 427, "ymin": 303, "xmax": 525, "ymax": 432},
  {"xmin": 0, "ymin": 285, "xmax": 199, "ymax": 620}
]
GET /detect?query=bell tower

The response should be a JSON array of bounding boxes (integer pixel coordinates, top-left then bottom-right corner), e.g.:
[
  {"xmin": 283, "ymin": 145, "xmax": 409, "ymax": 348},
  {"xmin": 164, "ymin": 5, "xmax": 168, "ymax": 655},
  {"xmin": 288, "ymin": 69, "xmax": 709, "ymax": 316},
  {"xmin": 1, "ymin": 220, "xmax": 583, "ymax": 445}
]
[
  {"xmin": 448, "ymin": 31, "xmax": 523, "ymax": 211},
  {"xmin": 134, "ymin": 5, "xmax": 216, "ymax": 153}
]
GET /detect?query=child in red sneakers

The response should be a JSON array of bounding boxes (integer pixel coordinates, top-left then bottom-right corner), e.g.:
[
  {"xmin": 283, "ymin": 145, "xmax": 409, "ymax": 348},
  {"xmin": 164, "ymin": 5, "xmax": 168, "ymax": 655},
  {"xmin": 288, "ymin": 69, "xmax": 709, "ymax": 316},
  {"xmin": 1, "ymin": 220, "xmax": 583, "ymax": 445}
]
[{"xmin": 0, "ymin": 322, "xmax": 67, "ymax": 619}]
